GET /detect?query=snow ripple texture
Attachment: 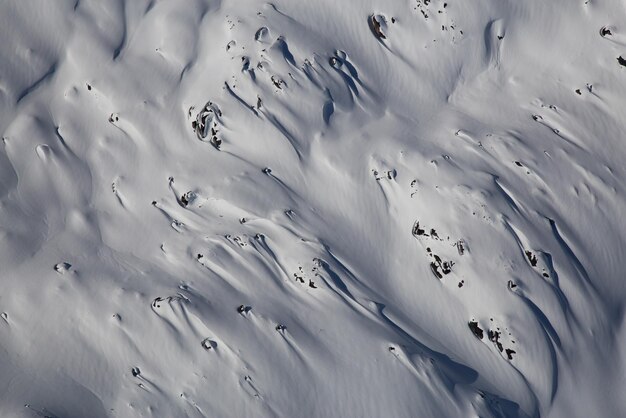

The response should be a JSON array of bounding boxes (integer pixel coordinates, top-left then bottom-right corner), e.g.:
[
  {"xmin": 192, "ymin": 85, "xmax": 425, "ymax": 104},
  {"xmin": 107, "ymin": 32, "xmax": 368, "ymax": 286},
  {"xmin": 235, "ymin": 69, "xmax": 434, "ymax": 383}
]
[{"xmin": 0, "ymin": 0, "xmax": 625, "ymax": 417}]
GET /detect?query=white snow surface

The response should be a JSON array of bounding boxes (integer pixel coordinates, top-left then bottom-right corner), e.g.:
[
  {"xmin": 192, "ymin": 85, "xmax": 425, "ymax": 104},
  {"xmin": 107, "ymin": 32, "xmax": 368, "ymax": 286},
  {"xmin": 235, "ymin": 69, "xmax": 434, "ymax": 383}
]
[{"xmin": 1, "ymin": 0, "xmax": 626, "ymax": 417}]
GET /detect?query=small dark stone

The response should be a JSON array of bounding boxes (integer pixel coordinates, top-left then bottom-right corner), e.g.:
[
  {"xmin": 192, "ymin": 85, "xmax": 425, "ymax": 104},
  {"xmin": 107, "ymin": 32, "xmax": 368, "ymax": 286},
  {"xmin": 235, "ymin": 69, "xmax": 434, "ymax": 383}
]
[
  {"xmin": 488, "ymin": 330, "xmax": 504, "ymax": 352},
  {"xmin": 201, "ymin": 338, "xmax": 214, "ymax": 350},
  {"xmin": 54, "ymin": 262, "xmax": 72, "ymax": 273},
  {"xmin": 412, "ymin": 221, "xmax": 425, "ymax": 236},
  {"xmin": 181, "ymin": 196, "xmax": 188, "ymax": 206},
  {"xmin": 525, "ymin": 250, "xmax": 538, "ymax": 267},
  {"xmin": 430, "ymin": 262, "xmax": 443, "ymax": 279},
  {"xmin": 457, "ymin": 240, "xmax": 465, "ymax": 255},
  {"xmin": 369, "ymin": 14, "xmax": 386, "ymax": 39},
  {"xmin": 237, "ymin": 305, "xmax": 251, "ymax": 314}
]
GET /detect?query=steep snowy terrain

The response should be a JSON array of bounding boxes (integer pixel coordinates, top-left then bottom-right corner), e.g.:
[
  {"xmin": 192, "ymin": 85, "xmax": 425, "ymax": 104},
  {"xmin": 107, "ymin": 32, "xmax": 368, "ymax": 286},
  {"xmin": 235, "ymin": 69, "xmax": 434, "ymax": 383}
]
[{"xmin": 1, "ymin": 0, "xmax": 626, "ymax": 416}]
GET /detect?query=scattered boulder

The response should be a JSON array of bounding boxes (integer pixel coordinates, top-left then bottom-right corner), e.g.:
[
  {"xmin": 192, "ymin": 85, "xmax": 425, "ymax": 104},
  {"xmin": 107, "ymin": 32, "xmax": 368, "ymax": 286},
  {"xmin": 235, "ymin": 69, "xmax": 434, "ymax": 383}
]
[
  {"xmin": 201, "ymin": 338, "xmax": 216, "ymax": 350},
  {"xmin": 488, "ymin": 329, "xmax": 504, "ymax": 352},
  {"xmin": 193, "ymin": 101, "xmax": 223, "ymax": 149},
  {"xmin": 237, "ymin": 305, "xmax": 251, "ymax": 314},
  {"xmin": 429, "ymin": 254, "xmax": 453, "ymax": 279},
  {"xmin": 469, "ymin": 321, "xmax": 484, "ymax": 339},
  {"xmin": 600, "ymin": 26, "xmax": 613, "ymax": 37},
  {"xmin": 369, "ymin": 14, "xmax": 388, "ymax": 40},
  {"xmin": 412, "ymin": 221, "xmax": 426, "ymax": 237},
  {"xmin": 180, "ymin": 191, "xmax": 196, "ymax": 208},
  {"xmin": 505, "ymin": 348, "xmax": 516, "ymax": 360},
  {"xmin": 255, "ymin": 27, "xmax": 270, "ymax": 43},
  {"xmin": 54, "ymin": 262, "xmax": 72, "ymax": 274},
  {"xmin": 456, "ymin": 239, "xmax": 465, "ymax": 255},
  {"xmin": 525, "ymin": 250, "xmax": 538, "ymax": 267}
]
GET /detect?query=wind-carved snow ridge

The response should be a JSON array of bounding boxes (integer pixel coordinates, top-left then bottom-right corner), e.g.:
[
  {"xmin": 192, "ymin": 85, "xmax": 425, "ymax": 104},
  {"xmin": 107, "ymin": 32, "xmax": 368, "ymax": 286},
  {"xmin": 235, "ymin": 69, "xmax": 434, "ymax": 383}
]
[{"xmin": 0, "ymin": 0, "xmax": 625, "ymax": 416}]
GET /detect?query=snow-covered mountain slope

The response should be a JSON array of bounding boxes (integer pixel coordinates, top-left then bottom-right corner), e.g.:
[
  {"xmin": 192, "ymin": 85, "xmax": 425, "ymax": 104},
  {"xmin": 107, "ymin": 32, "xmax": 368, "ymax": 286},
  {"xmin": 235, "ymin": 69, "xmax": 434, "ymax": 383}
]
[{"xmin": 1, "ymin": 0, "xmax": 625, "ymax": 416}]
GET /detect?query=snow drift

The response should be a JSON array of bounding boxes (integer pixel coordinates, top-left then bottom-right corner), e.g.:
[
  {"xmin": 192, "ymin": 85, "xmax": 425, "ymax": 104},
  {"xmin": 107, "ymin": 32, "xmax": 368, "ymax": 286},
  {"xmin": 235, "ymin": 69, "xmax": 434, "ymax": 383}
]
[{"xmin": 1, "ymin": 0, "xmax": 625, "ymax": 416}]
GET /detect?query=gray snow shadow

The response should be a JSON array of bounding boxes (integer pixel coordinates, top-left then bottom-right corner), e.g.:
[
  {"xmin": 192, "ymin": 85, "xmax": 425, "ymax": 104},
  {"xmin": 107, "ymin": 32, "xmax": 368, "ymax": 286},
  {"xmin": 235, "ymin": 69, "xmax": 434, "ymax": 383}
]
[
  {"xmin": 483, "ymin": 19, "xmax": 505, "ymax": 69},
  {"xmin": 373, "ymin": 301, "xmax": 478, "ymax": 385},
  {"xmin": 322, "ymin": 88, "xmax": 334, "ymax": 125},
  {"xmin": 16, "ymin": 63, "xmax": 57, "ymax": 103},
  {"xmin": 21, "ymin": 375, "xmax": 109, "ymax": 418},
  {"xmin": 270, "ymin": 36, "xmax": 296, "ymax": 67}
]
